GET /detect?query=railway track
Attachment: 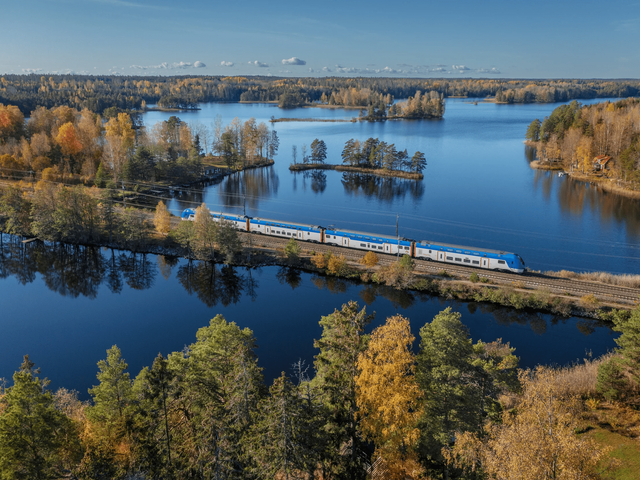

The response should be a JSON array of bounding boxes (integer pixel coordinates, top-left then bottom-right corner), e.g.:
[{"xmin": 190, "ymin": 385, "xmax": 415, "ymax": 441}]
[{"xmin": 240, "ymin": 233, "xmax": 640, "ymax": 304}]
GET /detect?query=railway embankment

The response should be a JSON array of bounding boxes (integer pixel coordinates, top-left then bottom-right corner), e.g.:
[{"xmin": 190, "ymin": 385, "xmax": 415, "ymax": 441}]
[{"xmin": 4, "ymin": 213, "xmax": 636, "ymax": 321}]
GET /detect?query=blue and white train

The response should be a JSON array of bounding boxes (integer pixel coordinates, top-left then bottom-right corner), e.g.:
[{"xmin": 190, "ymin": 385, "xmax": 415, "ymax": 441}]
[{"xmin": 181, "ymin": 208, "xmax": 526, "ymax": 274}]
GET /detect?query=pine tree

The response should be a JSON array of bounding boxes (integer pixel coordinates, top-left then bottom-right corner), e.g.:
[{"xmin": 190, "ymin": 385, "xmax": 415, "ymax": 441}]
[
  {"xmin": 410, "ymin": 151, "xmax": 427, "ymax": 173},
  {"xmin": 166, "ymin": 315, "xmax": 264, "ymax": 478},
  {"xmin": 597, "ymin": 305, "xmax": 640, "ymax": 403},
  {"xmin": 314, "ymin": 301, "xmax": 373, "ymax": 479},
  {"xmin": 310, "ymin": 139, "xmax": 327, "ymax": 164},
  {"xmin": 0, "ymin": 356, "xmax": 79, "ymax": 480},
  {"xmin": 416, "ymin": 308, "xmax": 481, "ymax": 478},
  {"xmin": 94, "ymin": 162, "xmax": 108, "ymax": 188},
  {"xmin": 87, "ymin": 346, "xmax": 134, "ymax": 438},
  {"xmin": 248, "ymin": 373, "xmax": 312, "ymax": 479}
]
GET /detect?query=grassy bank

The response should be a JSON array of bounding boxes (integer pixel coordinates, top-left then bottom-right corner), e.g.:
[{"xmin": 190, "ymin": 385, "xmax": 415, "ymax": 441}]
[{"xmin": 289, "ymin": 163, "xmax": 424, "ymax": 180}]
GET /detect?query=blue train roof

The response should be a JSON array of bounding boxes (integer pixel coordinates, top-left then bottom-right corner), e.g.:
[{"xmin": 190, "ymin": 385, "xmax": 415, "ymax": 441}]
[
  {"xmin": 250, "ymin": 217, "xmax": 322, "ymax": 232},
  {"xmin": 327, "ymin": 229, "xmax": 412, "ymax": 245},
  {"xmin": 418, "ymin": 240, "xmax": 519, "ymax": 259}
]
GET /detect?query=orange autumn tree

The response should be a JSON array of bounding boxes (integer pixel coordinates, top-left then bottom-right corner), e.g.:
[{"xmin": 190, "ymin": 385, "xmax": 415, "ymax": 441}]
[
  {"xmin": 355, "ymin": 314, "xmax": 423, "ymax": 479},
  {"xmin": 56, "ymin": 122, "xmax": 83, "ymax": 156},
  {"xmin": 0, "ymin": 104, "xmax": 24, "ymax": 143}
]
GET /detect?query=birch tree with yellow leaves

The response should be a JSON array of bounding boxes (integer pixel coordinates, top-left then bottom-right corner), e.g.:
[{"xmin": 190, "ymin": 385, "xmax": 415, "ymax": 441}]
[
  {"xmin": 448, "ymin": 366, "xmax": 609, "ymax": 480},
  {"xmin": 355, "ymin": 315, "xmax": 423, "ymax": 479}
]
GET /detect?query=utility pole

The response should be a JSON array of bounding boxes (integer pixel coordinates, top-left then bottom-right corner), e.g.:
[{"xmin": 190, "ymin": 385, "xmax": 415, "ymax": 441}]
[{"xmin": 396, "ymin": 213, "xmax": 400, "ymax": 260}]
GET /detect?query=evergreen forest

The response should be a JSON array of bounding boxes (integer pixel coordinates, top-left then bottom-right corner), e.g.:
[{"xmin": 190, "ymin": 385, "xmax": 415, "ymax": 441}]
[{"xmin": 2, "ymin": 300, "xmax": 637, "ymax": 479}]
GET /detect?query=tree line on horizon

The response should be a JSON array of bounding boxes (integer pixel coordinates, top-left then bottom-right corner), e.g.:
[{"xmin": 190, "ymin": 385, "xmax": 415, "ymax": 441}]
[
  {"xmin": 1, "ymin": 74, "xmax": 639, "ymax": 116},
  {"xmin": 2, "ymin": 299, "xmax": 635, "ymax": 479}
]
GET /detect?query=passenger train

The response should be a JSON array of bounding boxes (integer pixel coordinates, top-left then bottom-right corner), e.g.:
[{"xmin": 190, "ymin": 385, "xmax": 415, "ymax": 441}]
[{"xmin": 181, "ymin": 208, "xmax": 526, "ymax": 274}]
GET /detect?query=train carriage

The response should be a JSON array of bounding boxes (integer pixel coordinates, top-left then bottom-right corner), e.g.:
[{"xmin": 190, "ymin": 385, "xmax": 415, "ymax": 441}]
[
  {"xmin": 415, "ymin": 241, "xmax": 525, "ymax": 273},
  {"xmin": 180, "ymin": 208, "xmax": 247, "ymax": 230},
  {"xmin": 325, "ymin": 228, "xmax": 412, "ymax": 256},
  {"xmin": 248, "ymin": 217, "xmax": 323, "ymax": 242}
]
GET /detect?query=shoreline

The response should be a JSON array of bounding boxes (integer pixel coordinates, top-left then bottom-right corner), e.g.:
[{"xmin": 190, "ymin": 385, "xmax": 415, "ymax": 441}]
[
  {"xmin": 0, "ymin": 229, "xmax": 631, "ymax": 320},
  {"xmin": 528, "ymin": 161, "xmax": 640, "ymax": 199},
  {"xmin": 288, "ymin": 163, "xmax": 424, "ymax": 180}
]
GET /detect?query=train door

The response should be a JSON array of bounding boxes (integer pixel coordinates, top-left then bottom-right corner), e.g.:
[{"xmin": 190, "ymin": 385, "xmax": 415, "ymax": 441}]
[
  {"xmin": 298, "ymin": 231, "xmax": 303, "ymax": 239},
  {"xmin": 342, "ymin": 237, "xmax": 349, "ymax": 247},
  {"xmin": 438, "ymin": 251, "xmax": 445, "ymax": 262},
  {"xmin": 266, "ymin": 226, "xmax": 270, "ymax": 234},
  {"xmin": 385, "ymin": 244, "xmax": 390, "ymax": 253},
  {"xmin": 482, "ymin": 258, "xmax": 488, "ymax": 269}
]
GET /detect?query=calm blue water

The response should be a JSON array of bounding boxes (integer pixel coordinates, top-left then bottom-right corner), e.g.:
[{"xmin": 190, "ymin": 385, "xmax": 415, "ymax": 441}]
[
  {"xmin": 0, "ymin": 241, "xmax": 617, "ymax": 399},
  {"xmin": 1, "ymin": 99, "xmax": 632, "ymax": 398},
  {"xmin": 144, "ymin": 99, "xmax": 640, "ymax": 275}
]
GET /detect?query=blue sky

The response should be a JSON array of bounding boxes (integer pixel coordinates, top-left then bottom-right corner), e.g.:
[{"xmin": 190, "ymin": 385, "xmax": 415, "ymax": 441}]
[{"xmin": 2, "ymin": 0, "xmax": 639, "ymax": 78}]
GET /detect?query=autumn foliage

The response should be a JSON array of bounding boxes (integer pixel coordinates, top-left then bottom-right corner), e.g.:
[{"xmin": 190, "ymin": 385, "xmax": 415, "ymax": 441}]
[
  {"xmin": 356, "ymin": 315, "xmax": 423, "ymax": 479},
  {"xmin": 56, "ymin": 122, "xmax": 83, "ymax": 156},
  {"xmin": 359, "ymin": 250, "xmax": 379, "ymax": 267}
]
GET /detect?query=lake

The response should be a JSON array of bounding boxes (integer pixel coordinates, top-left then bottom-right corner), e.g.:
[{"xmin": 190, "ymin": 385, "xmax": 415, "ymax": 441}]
[
  {"xmin": 1, "ymin": 98, "xmax": 632, "ymax": 398},
  {"xmin": 0, "ymin": 240, "xmax": 616, "ymax": 399},
  {"xmin": 143, "ymin": 99, "xmax": 640, "ymax": 276}
]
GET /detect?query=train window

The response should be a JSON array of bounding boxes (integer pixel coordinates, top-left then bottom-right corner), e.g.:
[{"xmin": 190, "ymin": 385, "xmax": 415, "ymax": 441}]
[
  {"xmin": 472, "ymin": 260, "xmax": 479, "ymax": 265},
  {"xmin": 498, "ymin": 260, "xmax": 506, "ymax": 264},
  {"xmin": 429, "ymin": 250, "xmax": 432, "ymax": 253},
  {"xmin": 446, "ymin": 256, "xmax": 453, "ymax": 261},
  {"xmin": 378, "ymin": 247, "xmax": 383, "ymax": 250},
  {"xmin": 464, "ymin": 259, "xmax": 470, "ymax": 263},
  {"xmin": 360, "ymin": 243, "xmax": 366, "ymax": 247},
  {"xmin": 455, "ymin": 258, "xmax": 462, "ymax": 262}
]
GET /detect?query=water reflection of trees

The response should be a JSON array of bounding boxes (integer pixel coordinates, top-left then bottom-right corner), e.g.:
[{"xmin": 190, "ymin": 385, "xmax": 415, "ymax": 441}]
[
  {"xmin": 467, "ymin": 301, "xmax": 610, "ymax": 336},
  {"xmin": 219, "ymin": 167, "xmax": 279, "ymax": 211},
  {"xmin": 177, "ymin": 261, "xmax": 258, "ymax": 307},
  {"xmin": 531, "ymin": 170, "xmax": 640, "ymax": 238},
  {"xmin": 0, "ymin": 237, "xmax": 156, "ymax": 299},
  {"xmin": 0, "ymin": 236, "xmax": 262, "ymax": 306},
  {"xmin": 341, "ymin": 173, "xmax": 424, "ymax": 202}
]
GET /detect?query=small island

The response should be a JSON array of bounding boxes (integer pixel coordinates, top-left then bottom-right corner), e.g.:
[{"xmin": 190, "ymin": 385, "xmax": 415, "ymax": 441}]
[{"xmin": 288, "ymin": 137, "xmax": 426, "ymax": 180}]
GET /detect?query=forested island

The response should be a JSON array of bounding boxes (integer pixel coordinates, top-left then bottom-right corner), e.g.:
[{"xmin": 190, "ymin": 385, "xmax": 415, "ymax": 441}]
[
  {"xmin": 1, "ymin": 74, "xmax": 639, "ymax": 116},
  {"xmin": 525, "ymin": 98, "xmax": 640, "ymax": 194},
  {"xmin": 290, "ymin": 137, "xmax": 426, "ymax": 179}
]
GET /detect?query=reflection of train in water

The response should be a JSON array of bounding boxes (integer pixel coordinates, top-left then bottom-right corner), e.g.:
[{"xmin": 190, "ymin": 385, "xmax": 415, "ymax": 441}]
[{"xmin": 181, "ymin": 208, "xmax": 526, "ymax": 274}]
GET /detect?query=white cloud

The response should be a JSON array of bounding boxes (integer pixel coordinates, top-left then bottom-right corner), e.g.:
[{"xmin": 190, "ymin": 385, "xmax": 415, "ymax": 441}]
[
  {"xmin": 22, "ymin": 68, "xmax": 43, "ymax": 73},
  {"xmin": 249, "ymin": 61, "xmax": 269, "ymax": 67},
  {"xmin": 308, "ymin": 68, "xmax": 315, "ymax": 73},
  {"xmin": 130, "ymin": 61, "xmax": 205, "ymax": 70},
  {"xmin": 335, "ymin": 64, "xmax": 361, "ymax": 74},
  {"xmin": 322, "ymin": 66, "xmax": 332, "ymax": 72},
  {"xmin": 282, "ymin": 57, "xmax": 306, "ymax": 65},
  {"xmin": 476, "ymin": 67, "xmax": 501, "ymax": 74},
  {"xmin": 220, "ymin": 61, "xmax": 234, "ymax": 67},
  {"xmin": 452, "ymin": 65, "xmax": 470, "ymax": 71}
]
